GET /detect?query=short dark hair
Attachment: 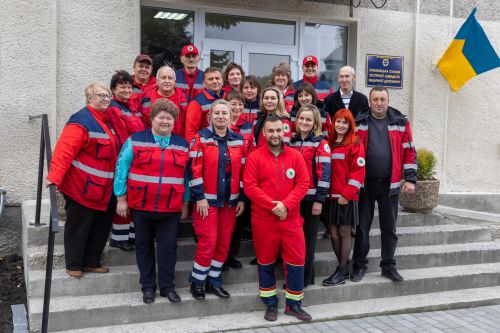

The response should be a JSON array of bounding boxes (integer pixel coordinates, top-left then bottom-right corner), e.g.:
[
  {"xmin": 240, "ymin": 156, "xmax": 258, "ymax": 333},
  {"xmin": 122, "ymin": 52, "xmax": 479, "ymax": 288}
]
[
  {"xmin": 243, "ymin": 75, "xmax": 262, "ymax": 99},
  {"xmin": 204, "ymin": 67, "xmax": 221, "ymax": 76},
  {"xmin": 110, "ymin": 70, "xmax": 133, "ymax": 91},
  {"xmin": 263, "ymin": 114, "xmax": 282, "ymax": 126},
  {"xmin": 294, "ymin": 83, "xmax": 318, "ymax": 108},
  {"xmin": 149, "ymin": 99, "xmax": 178, "ymax": 121},
  {"xmin": 369, "ymin": 86, "xmax": 389, "ymax": 98}
]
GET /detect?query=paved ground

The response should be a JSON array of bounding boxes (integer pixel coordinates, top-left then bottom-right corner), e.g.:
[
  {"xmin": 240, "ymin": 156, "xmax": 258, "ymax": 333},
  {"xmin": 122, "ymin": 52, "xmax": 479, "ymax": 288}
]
[{"xmin": 227, "ymin": 305, "xmax": 500, "ymax": 333}]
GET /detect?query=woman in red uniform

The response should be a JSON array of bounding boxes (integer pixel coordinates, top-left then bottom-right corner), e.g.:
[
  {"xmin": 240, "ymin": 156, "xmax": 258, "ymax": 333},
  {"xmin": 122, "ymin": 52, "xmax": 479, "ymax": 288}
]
[
  {"xmin": 290, "ymin": 83, "xmax": 331, "ymax": 137},
  {"xmin": 322, "ymin": 108, "xmax": 365, "ymax": 286},
  {"xmin": 46, "ymin": 83, "xmax": 119, "ymax": 278},
  {"xmin": 226, "ymin": 91, "xmax": 252, "ymax": 142},
  {"xmin": 114, "ymin": 99, "xmax": 189, "ymax": 304},
  {"xmin": 289, "ymin": 104, "xmax": 331, "ymax": 287},
  {"xmin": 242, "ymin": 75, "xmax": 261, "ymax": 124},
  {"xmin": 106, "ymin": 70, "xmax": 147, "ymax": 251},
  {"xmin": 250, "ymin": 86, "xmax": 292, "ymax": 152},
  {"xmin": 188, "ymin": 100, "xmax": 246, "ymax": 299},
  {"xmin": 222, "ymin": 63, "xmax": 245, "ymax": 94},
  {"xmin": 271, "ymin": 62, "xmax": 295, "ymax": 113}
]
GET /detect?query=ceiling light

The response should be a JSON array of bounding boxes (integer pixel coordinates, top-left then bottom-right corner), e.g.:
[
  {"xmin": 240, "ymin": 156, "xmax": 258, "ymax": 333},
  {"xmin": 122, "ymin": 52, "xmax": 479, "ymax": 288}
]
[{"xmin": 154, "ymin": 11, "xmax": 188, "ymax": 20}]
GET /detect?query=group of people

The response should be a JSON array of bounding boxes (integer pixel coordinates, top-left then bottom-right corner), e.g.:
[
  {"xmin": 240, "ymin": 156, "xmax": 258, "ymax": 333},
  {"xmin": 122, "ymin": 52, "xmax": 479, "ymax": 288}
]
[{"xmin": 46, "ymin": 44, "xmax": 417, "ymax": 322}]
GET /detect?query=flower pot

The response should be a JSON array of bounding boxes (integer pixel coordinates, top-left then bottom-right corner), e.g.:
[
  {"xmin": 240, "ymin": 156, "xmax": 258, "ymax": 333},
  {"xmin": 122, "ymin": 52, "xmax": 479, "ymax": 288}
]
[{"xmin": 399, "ymin": 179, "xmax": 440, "ymax": 214}]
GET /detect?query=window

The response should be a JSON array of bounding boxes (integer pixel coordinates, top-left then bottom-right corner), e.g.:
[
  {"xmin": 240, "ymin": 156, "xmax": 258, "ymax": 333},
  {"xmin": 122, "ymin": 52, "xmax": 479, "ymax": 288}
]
[
  {"xmin": 141, "ymin": 7, "xmax": 194, "ymax": 73},
  {"xmin": 205, "ymin": 13, "xmax": 296, "ymax": 45},
  {"xmin": 304, "ymin": 23, "xmax": 348, "ymax": 91}
]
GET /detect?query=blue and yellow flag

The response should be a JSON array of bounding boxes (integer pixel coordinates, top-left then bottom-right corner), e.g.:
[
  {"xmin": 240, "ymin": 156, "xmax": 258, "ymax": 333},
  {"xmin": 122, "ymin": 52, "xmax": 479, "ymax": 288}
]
[{"xmin": 437, "ymin": 8, "xmax": 500, "ymax": 91}]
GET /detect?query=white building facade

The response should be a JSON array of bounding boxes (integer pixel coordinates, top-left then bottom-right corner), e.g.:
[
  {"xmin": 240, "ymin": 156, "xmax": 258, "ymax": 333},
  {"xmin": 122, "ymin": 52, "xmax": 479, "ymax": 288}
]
[{"xmin": 0, "ymin": 0, "xmax": 499, "ymax": 204}]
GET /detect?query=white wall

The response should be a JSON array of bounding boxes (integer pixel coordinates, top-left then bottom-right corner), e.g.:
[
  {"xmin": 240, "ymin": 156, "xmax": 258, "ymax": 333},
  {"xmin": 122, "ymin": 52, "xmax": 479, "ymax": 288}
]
[{"xmin": 0, "ymin": 0, "xmax": 499, "ymax": 204}]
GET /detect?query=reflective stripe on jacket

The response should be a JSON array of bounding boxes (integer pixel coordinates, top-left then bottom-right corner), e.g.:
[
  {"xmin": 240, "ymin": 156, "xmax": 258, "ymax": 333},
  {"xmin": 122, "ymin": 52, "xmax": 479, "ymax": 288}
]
[
  {"xmin": 328, "ymin": 139, "xmax": 365, "ymax": 201},
  {"xmin": 175, "ymin": 68, "xmax": 204, "ymax": 101},
  {"xmin": 127, "ymin": 129, "xmax": 189, "ymax": 212},
  {"xmin": 289, "ymin": 134, "xmax": 331, "ymax": 202},
  {"xmin": 106, "ymin": 98, "xmax": 146, "ymax": 146},
  {"xmin": 189, "ymin": 128, "xmax": 246, "ymax": 207}
]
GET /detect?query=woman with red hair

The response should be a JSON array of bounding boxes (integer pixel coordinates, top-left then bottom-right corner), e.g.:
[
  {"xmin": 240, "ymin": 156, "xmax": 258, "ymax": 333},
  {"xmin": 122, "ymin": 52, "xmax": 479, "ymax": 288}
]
[{"xmin": 322, "ymin": 109, "xmax": 366, "ymax": 287}]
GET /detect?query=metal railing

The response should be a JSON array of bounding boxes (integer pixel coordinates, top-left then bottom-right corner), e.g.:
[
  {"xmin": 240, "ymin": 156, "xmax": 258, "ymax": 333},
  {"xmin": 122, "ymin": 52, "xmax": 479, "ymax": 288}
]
[{"xmin": 29, "ymin": 114, "xmax": 59, "ymax": 333}]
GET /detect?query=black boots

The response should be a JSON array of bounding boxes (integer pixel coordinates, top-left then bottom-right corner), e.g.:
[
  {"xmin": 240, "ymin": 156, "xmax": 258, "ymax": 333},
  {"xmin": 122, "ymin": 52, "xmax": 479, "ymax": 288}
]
[{"xmin": 323, "ymin": 265, "xmax": 347, "ymax": 286}]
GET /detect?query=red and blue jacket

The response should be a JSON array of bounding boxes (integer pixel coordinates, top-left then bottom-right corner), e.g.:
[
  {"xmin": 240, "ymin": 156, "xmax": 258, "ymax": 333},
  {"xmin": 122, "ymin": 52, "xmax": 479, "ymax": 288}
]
[
  {"xmin": 328, "ymin": 139, "xmax": 365, "ymax": 201},
  {"xmin": 289, "ymin": 100, "xmax": 331, "ymax": 137},
  {"xmin": 243, "ymin": 99, "xmax": 260, "ymax": 124},
  {"xmin": 355, "ymin": 107, "xmax": 417, "ymax": 195},
  {"xmin": 129, "ymin": 75, "xmax": 156, "ymax": 112},
  {"xmin": 283, "ymin": 88, "xmax": 295, "ymax": 113},
  {"xmin": 139, "ymin": 88, "xmax": 188, "ymax": 137},
  {"xmin": 48, "ymin": 106, "xmax": 119, "ymax": 211},
  {"xmin": 289, "ymin": 134, "xmax": 331, "ymax": 202},
  {"xmin": 189, "ymin": 127, "xmax": 246, "ymax": 207},
  {"xmin": 294, "ymin": 76, "xmax": 333, "ymax": 101},
  {"xmin": 185, "ymin": 89, "xmax": 225, "ymax": 142},
  {"xmin": 175, "ymin": 68, "xmax": 204, "ymax": 101},
  {"xmin": 127, "ymin": 129, "xmax": 189, "ymax": 212},
  {"xmin": 106, "ymin": 98, "xmax": 146, "ymax": 146}
]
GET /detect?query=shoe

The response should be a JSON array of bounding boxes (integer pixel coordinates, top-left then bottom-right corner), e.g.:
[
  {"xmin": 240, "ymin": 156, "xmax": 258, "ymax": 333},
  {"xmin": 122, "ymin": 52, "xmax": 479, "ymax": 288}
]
[
  {"xmin": 225, "ymin": 256, "xmax": 242, "ymax": 269},
  {"xmin": 205, "ymin": 283, "xmax": 230, "ymax": 298},
  {"xmin": 323, "ymin": 266, "xmax": 346, "ymax": 286},
  {"xmin": 66, "ymin": 269, "xmax": 83, "ymax": 278},
  {"xmin": 350, "ymin": 267, "xmax": 366, "ymax": 282},
  {"xmin": 264, "ymin": 305, "xmax": 278, "ymax": 322},
  {"xmin": 160, "ymin": 290, "xmax": 181, "ymax": 303},
  {"xmin": 109, "ymin": 241, "xmax": 134, "ymax": 251},
  {"xmin": 142, "ymin": 291, "xmax": 155, "ymax": 304},
  {"xmin": 190, "ymin": 283, "xmax": 205, "ymax": 300},
  {"xmin": 284, "ymin": 304, "xmax": 312, "ymax": 321},
  {"xmin": 382, "ymin": 268, "xmax": 404, "ymax": 284},
  {"xmin": 250, "ymin": 257, "xmax": 257, "ymax": 265},
  {"xmin": 84, "ymin": 266, "xmax": 109, "ymax": 273}
]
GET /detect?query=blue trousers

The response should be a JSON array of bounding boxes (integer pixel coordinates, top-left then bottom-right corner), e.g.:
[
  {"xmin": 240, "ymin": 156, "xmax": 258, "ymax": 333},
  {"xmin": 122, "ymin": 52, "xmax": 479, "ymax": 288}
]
[{"xmin": 132, "ymin": 209, "xmax": 180, "ymax": 293}]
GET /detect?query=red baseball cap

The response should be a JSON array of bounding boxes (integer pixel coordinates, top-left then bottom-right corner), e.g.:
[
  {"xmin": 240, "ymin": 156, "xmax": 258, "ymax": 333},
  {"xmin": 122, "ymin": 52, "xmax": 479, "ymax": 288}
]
[
  {"xmin": 181, "ymin": 44, "xmax": 199, "ymax": 56},
  {"xmin": 303, "ymin": 55, "xmax": 318, "ymax": 66},
  {"xmin": 134, "ymin": 54, "xmax": 153, "ymax": 65}
]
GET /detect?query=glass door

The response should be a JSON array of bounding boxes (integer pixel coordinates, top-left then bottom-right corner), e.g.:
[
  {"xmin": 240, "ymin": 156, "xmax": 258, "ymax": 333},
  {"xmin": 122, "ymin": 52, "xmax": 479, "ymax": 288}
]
[
  {"xmin": 242, "ymin": 44, "xmax": 297, "ymax": 88},
  {"xmin": 201, "ymin": 39, "xmax": 242, "ymax": 72}
]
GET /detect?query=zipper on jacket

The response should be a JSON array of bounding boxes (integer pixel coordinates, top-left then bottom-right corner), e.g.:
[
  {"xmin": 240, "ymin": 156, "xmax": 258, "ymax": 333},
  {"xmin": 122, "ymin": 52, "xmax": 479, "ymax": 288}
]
[{"xmin": 155, "ymin": 148, "xmax": 165, "ymax": 211}]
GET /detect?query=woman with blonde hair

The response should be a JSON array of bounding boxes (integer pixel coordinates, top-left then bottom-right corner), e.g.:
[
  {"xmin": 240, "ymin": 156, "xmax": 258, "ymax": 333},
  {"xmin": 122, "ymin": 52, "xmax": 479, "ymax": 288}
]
[{"xmin": 289, "ymin": 104, "xmax": 331, "ymax": 286}]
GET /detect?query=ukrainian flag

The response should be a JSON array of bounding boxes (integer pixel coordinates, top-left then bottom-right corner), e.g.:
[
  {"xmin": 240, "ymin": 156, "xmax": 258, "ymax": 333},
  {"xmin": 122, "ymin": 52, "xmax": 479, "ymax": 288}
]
[{"xmin": 437, "ymin": 7, "xmax": 500, "ymax": 92}]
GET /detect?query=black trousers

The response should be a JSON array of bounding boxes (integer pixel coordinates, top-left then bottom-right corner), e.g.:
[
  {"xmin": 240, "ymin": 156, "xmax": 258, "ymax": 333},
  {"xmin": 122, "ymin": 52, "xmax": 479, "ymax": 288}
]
[
  {"xmin": 132, "ymin": 209, "xmax": 180, "ymax": 293},
  {"xmin": 301, "ymin": 201, "xmax": 320, "ymax": 286},
  {"xmin": 352, "ymin": 178, "xmax": 399, "ymax": 271},
  {"xmin": 64, "ymin": 195, "xmax": 114, "ymax": 270},
  {"xmin": 228, "ymin": 201, "xmax": 251, "ymax": 258}
]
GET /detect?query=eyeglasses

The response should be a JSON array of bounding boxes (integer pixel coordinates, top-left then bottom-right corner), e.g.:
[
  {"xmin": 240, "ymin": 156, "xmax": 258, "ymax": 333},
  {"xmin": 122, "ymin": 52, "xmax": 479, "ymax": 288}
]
[{"xmin": 93, "ymin": 93, "xmax": 111, "ymax": 100}]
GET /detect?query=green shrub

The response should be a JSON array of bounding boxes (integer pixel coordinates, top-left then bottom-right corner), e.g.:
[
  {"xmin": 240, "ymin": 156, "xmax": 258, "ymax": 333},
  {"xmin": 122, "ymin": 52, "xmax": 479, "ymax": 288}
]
[{"xmin": 416, "ymin": 148, "xmax": 437, "ymax": 181}]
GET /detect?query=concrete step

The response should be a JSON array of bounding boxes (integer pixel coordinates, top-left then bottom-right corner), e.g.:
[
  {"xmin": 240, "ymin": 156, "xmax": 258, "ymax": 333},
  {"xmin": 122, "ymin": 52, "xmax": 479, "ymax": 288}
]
[
  {"xmin": 25, "ymin": 223, "xmax": 491, "ymax": 271},
  {"xmin": 23, "ymin": 199, "xmax": 446, "ymax": 246},
  {"xmin": 28, "ymin": 262, "xmax": 500, "ymax": 331},
  {"xmin": 58, "ymin": 285, "xmax": 500, "ymax": 333},
  {"xmin": 27, "ymin": 240, "xmax": 500, "ymax": 298}
]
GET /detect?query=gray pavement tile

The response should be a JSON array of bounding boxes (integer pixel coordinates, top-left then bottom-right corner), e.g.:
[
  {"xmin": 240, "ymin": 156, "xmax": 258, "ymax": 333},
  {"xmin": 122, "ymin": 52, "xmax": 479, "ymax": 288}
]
[
  {"xmin": 284, "ymin": 326, "xmax": 304, "ymax": 333},
  {"xmin": 254, "ymin": 328, "xmax": 273, "ymax": 333},
  {"xmin": 269, "ymin": 327, "xmax": 287, "ymax": 333}
]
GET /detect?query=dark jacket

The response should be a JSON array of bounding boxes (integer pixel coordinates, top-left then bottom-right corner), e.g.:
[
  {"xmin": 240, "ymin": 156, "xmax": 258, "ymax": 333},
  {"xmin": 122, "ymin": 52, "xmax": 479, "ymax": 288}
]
[{"xmin": 324, "ymin": 90, "xmax": 369, "ymax": 120}]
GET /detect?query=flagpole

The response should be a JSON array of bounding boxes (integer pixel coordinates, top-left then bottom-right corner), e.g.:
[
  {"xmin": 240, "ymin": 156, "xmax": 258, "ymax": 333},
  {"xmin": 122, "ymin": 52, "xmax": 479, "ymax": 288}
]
[{"xmin": 441, "ymin": 0, "xmax": 454, "ymax": 193}]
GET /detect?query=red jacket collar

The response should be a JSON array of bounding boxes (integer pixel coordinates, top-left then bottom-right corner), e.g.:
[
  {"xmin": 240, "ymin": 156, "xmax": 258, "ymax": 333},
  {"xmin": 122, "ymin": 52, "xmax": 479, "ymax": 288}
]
[{"xmin": 303, "ymin": 75, "xmax": 318, "ymax": 85}]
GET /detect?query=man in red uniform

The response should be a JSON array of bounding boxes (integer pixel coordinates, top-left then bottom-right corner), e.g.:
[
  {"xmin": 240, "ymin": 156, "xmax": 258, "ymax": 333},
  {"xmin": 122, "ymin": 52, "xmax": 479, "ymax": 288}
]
[
  {"xmin": 175, "ymin": 44, "xmax": 204, "ymax": 100},
  {"xmin": 244, "ymin": 115, "xmax": 311, "ymax": 322},
  {"xmin": 184, "ymin": 67, "xmax": 225, "ymax": 142},
  {"xmin": 139, "ymin": 65, "xmax": 188, "ymax": 137},
  {"xmin": 294, "ymin": 55, "xmax": 333, "ymax": 102},
  {"xmin": 129, "ymin": 54, "xmax": 157, "ymax": 112}
]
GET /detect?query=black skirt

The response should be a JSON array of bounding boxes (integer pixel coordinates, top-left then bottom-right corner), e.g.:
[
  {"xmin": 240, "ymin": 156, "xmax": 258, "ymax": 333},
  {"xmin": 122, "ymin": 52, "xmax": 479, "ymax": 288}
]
[{"xmin": 323, "ymin": 199, "xmax": 359, "ymax": 227}]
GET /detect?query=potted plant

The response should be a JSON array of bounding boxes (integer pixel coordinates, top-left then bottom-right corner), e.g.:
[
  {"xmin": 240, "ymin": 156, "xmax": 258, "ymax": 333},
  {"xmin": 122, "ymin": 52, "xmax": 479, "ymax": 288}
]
[{"xmin": 399, "ymin": 148, "xmax": 440, "ymax": 213}]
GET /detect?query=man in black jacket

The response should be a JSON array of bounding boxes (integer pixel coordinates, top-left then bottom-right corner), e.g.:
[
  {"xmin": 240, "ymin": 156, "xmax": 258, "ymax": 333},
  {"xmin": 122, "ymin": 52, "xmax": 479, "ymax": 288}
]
[{"xmin": 324, "ymin": 66, "xmax": 369, "ymax": 119}]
